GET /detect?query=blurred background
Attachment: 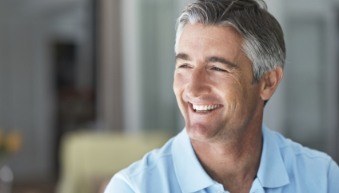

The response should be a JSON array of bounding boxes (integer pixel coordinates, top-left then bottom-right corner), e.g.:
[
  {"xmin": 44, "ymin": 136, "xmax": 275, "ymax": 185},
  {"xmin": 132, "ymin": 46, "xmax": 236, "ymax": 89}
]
[{"xmin": 0, "ymin": 0, "xmax": 338, "ymax": 192}]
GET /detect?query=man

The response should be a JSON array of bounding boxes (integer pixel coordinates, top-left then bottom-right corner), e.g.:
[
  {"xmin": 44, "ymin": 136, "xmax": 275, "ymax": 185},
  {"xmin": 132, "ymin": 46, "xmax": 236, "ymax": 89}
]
[{"xmin": 105, "ymin": 0, "xmax": 339, "ymax": 192}]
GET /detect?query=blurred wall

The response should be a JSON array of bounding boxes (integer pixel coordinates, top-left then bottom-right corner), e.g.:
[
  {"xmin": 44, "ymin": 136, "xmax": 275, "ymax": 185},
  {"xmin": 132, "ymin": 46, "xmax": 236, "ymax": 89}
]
[
  {"xmin": 0, "ymin": 1, "xmax": 54, "ymax": 181},
  {"xmin": 0, "ymin": 0, "xmax": 93, "ymax": 182}
]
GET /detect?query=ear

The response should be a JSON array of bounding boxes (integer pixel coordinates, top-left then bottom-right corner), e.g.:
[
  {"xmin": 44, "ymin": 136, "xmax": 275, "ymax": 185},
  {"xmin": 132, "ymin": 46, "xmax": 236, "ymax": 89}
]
[{"xmin": 259, "ymin": 67, "xmax": 283, "ymax": 101}]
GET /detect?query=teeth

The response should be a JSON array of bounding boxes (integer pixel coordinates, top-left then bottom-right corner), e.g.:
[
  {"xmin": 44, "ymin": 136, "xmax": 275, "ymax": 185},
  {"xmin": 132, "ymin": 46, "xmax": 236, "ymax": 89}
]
[{"xmin": 192, "ymin": 104, "xmax": 220, "ymax": 111}]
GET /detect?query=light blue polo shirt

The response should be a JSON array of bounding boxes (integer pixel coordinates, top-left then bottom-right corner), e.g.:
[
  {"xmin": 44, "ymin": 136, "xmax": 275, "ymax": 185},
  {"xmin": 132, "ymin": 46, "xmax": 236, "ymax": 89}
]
[{"xmin": 104, "ymin": 126, "xmax": 339, "ymax": 193}]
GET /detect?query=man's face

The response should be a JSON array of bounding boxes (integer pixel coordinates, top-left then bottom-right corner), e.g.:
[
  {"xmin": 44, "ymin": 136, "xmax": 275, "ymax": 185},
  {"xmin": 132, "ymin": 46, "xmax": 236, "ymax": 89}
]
[{"xmin": 173, "ymin": 24, "xmax": 264, "ymax": 143}]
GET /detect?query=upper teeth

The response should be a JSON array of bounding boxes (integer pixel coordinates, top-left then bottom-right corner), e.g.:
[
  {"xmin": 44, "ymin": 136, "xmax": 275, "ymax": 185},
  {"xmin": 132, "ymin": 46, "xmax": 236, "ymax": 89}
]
[{"xmin": 193, "ymin": 104, "xmax": 220, "ymax": 111}]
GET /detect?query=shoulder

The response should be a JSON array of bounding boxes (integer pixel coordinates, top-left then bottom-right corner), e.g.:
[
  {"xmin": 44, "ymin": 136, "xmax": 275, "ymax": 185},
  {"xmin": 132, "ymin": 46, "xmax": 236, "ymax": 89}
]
[
  {"xmin": 104, "ymin": 136, "xmax": 179, "ymax": 193},
  {"xmin": 268, "ymin": 129, "xmax": 339, "ymax": 191},
  {"xmin": 270, "ymin": 130, "xmax": 333, "ymax": 166},
  {"xmin": 120, "ymin": 137, "xmax": 175, "ymax": 178}
]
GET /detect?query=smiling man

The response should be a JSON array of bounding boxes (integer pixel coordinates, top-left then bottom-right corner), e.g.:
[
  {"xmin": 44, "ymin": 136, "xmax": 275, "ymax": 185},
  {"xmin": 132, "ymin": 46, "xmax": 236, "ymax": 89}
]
[{"xmin": 104, "ymin": 0, "xmax": 339, "ymax": 193}]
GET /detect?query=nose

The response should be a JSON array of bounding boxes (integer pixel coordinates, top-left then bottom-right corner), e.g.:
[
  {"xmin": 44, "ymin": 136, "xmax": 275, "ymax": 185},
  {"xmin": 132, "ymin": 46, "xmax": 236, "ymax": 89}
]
[{"xmin": 186, "ymin": 68, "xmax": 211, "ymax": 98}]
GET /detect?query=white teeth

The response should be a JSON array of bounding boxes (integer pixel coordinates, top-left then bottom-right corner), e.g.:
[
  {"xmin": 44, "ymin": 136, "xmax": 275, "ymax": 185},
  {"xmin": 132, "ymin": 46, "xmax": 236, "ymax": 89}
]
[{"xmin": 192, "ymin": 104, "xmax": 220, "ymax": 111}]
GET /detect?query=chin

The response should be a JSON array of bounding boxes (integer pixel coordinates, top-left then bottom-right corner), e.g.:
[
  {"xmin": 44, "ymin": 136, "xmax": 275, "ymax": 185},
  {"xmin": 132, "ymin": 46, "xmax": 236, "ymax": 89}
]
[{"xmin": 185, "ymin": 123, "xmax": 218, "ymax": 142}]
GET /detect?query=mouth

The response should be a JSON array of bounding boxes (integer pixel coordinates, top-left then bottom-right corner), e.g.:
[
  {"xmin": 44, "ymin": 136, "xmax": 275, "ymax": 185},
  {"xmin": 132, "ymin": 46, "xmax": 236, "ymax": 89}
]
[{"xmin": 190, "ymin": 103, "xmax": 222, "ymax": 113}]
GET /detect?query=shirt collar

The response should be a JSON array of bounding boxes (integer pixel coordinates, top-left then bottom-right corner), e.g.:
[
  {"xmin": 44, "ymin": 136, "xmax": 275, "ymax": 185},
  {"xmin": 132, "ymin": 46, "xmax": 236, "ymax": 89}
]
[
  {"xmin": 257, "ymin": 126, "xmax": 290, "ymax": 188},
  {"xmin": 172, "ymin": 129, "xmax": 214, "ymax": 193},
  {"xmin": 172, "ymin": 126, "xmax": 290, "ymax": 192}
]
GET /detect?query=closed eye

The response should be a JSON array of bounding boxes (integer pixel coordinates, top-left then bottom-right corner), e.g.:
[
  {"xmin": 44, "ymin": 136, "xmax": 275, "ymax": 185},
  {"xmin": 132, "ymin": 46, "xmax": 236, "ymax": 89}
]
[
  {"xmin": 211, "ymin": 66, "xmax": 227, "ymax": 72},
  {"xmin": 176, "ymin": 63, "xmax": 192, "ymax": 69}
]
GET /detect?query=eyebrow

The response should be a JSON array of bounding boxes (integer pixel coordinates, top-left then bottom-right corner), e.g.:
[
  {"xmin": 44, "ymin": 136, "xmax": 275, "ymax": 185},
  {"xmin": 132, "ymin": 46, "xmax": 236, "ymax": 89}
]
[
  {"xmin": 175, "ymin": 53, "xmax": 191, "ymax": 61},
  {"xmin": 175, "ymin": 53, "xmax": 238, "ymax": 69},
  {"xmin": 206, "ymin": 56, "xmax": 238, "ymax": 69}
]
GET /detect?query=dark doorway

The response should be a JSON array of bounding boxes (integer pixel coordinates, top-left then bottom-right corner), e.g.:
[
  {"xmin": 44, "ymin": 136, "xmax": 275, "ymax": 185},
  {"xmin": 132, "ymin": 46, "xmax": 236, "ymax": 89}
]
[{"xmin": 52, "ymin": 41, "xmax": 96, "ymax": 179}]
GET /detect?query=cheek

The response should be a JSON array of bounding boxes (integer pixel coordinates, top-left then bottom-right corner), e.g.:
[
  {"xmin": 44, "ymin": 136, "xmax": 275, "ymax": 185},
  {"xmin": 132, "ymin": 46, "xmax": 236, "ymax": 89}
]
[
  {"xmin": 222, "ymin": 78, "xmax": 259, "ymax": 114},
  {"xmin": 173, "ymin": 73, "xmax": 190, "ymax": 113},
  {"xmin": 173, "ymin": 72, "xmax": 187, "ymax": 93},
  {"xmin": 217, "ymin": 78, "xmax": 245, "ymax": 106},
  {"xmin": 173, "ymin": 73, "xmax": 185, "ymax": 106}
]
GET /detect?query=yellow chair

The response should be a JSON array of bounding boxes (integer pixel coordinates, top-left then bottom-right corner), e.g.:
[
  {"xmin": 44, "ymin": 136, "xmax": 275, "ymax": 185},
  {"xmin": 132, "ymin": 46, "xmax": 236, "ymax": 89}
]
[{"xmin": 56, "ymin": 130, "xmax": 170, "ymax": 193}]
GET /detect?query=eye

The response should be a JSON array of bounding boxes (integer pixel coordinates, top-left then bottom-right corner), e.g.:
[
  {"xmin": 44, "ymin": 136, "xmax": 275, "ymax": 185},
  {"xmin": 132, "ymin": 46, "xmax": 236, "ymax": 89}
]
[
  {"xmin": 176, "ymin": 63, "xmax": 191, "ymax": 69},
  {"xmin": 210, "ymin": 66, "xmax": 227, "ymax": 72}
]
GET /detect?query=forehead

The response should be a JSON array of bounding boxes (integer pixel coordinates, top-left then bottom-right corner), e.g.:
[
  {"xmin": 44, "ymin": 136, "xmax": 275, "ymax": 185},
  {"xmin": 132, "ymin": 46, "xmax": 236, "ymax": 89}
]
[{"xmin": 177, "ymin": 23, "xmax": 243, "ymax": 56}]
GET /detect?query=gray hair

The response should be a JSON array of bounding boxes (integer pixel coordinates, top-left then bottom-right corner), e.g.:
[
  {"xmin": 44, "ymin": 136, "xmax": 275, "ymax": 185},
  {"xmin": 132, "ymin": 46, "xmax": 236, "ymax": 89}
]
[{"xmin": 175, "ymin": 0, "xmax": 286, "ymax": 80}]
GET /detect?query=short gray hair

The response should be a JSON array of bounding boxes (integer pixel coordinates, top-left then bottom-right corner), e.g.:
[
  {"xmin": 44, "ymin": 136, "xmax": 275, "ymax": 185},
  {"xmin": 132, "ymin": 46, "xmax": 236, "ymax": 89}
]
[{"xmin": 175, "ymin": 0, "xmax": 286, "ymax": 80}]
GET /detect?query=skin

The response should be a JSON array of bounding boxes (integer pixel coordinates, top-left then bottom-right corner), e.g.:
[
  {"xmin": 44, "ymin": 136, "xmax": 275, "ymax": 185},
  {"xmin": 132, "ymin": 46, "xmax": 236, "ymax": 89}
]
[{"xmin": 173, "ymin": 23, "xmax": 283, "ymax": 193}]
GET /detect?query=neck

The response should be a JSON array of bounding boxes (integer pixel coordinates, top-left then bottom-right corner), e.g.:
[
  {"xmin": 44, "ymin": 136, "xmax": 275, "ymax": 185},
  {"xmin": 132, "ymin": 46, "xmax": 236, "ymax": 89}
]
[{"xmin": 191, "ymin": 125, "xmax": 263, "ymax": 193}]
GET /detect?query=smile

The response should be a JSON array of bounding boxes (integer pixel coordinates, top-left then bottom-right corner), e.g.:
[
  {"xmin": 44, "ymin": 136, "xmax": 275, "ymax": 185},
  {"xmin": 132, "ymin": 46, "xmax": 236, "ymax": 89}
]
[{"xmin": 191, "ymin": 103, "xmax": 222, "ymax": 113}]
